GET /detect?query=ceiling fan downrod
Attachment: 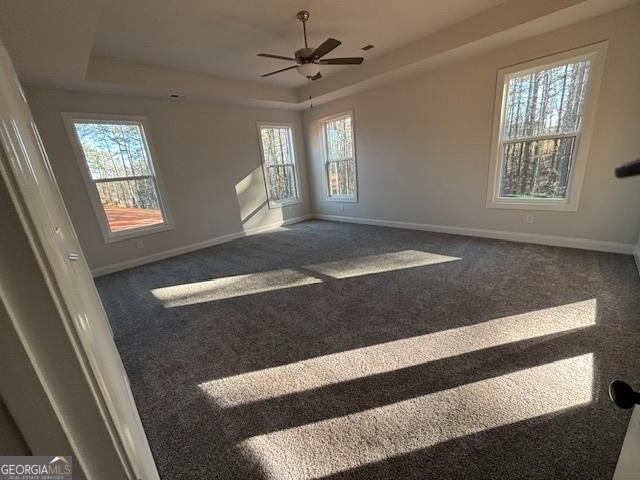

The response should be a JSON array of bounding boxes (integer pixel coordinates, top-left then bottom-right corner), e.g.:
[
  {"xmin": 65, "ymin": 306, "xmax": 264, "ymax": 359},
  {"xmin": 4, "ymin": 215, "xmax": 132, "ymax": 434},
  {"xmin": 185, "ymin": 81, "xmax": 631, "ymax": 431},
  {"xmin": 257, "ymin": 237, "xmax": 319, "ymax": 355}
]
[{"xmin": 297, "ymin": 10, "xmax": 310, "ymax": 48}]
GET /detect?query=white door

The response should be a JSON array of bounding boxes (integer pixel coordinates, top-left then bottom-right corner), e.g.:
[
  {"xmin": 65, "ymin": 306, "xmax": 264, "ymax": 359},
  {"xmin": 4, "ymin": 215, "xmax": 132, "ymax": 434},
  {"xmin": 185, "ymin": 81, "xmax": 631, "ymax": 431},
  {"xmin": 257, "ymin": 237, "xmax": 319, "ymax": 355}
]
[
  {"xmin": 0, "ymin": 47, "xmax": 158, "ymax": 478},
  {"xmin": 614, "ymin": 407, "xmax": 640, "ymax": 479}
]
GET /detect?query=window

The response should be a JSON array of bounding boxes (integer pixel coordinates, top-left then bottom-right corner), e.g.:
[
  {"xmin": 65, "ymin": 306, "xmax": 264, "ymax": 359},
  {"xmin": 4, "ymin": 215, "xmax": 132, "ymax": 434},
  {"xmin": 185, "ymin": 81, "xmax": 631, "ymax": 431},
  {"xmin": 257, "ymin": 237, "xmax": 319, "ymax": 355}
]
[
  {"xmin": 321, "ymin": 111, "xmax": 357, "ymax": 202},
  {"xmin": 257, "ymin": 123, "xmax": 301, "ymax": 208},
  {"xmin": 63, "ymin": 113, "xmax": 172, "ymax": 242},
  {"xmin": 487, "ymin": 42, "xmax": 607, "ymax": 211}
]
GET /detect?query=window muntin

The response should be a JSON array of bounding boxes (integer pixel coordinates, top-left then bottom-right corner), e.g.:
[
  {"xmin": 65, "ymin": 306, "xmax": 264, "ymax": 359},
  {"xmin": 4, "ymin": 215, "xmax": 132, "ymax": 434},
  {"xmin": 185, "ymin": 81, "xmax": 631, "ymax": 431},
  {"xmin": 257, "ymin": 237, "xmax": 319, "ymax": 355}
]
[
  {"xmin": 321, "ymin": 113, "xmax": 357, "ymax": 200},
  {"xmin": 258, "ymin": 124, "xmax": 300, "ymax": 207},
  {"xmin": 498, "ymin": 58, "xmax": 592, "ymax": 201},
  {"xmin": 69, "ymin": 118, "xmax": 170, "ymax": 240}
]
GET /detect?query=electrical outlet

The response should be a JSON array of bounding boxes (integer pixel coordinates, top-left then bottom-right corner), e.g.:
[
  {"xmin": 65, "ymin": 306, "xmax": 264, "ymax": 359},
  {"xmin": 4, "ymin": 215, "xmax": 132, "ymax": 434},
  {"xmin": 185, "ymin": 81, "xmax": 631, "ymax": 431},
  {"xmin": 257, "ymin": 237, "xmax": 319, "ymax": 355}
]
[
  {"xmin": 525, "ymin": 214, "xmax": 535, "ymax": 224},
  {"xmin": 136, "ymin": 240, "xmax": 145, "ymax": 249}
]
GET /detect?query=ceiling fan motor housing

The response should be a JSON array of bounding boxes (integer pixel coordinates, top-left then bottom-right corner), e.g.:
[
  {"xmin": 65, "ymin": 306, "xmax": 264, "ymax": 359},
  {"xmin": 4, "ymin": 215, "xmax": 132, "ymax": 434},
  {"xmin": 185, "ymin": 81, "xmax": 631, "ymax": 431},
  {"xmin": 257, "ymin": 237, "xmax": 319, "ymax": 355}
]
[{"xmin": 295, "ymin": 47, "xmax": 315, "ymax": 61}]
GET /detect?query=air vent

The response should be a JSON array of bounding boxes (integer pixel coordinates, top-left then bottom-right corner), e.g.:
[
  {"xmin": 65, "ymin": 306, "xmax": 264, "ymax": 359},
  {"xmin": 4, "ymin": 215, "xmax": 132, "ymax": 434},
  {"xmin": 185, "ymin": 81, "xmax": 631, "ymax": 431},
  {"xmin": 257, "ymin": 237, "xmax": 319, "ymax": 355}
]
[{"xmin": 362, "ymin": 44, "xmax": 374, "ymax": 51}]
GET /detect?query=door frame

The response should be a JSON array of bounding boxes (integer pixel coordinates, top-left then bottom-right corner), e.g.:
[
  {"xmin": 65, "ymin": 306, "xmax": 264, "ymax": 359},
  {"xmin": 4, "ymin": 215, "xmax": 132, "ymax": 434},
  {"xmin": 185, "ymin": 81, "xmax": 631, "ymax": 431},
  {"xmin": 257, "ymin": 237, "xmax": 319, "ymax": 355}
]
[{"xmin": 0, "ymin": 45, "xmax": 158, "ymax": 478}]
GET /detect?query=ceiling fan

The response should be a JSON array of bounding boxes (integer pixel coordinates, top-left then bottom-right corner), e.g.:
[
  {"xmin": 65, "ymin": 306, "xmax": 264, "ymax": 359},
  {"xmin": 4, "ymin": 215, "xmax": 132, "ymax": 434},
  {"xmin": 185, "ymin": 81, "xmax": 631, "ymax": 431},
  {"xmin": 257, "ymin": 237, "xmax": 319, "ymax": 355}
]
[{"xmin": 258, "ymin": 10, "xmax": 365, "ymax": 81}]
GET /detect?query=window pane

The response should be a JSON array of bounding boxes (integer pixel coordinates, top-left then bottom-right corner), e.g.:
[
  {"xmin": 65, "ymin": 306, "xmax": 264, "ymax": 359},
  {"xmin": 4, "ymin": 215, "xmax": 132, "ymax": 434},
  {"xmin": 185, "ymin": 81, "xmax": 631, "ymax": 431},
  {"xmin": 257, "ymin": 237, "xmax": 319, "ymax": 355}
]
[
  {"xmin": 266, "ymin": 165, "xmax": 297, "ymax": 202},
  {"xmin": 499, "ymin": 137, "xmax": 575, "ymax": 199},
  {"xmin": 502, "ymin": 59, "xmax": 591, "ymax": 140},
  {"xmin": 328, "ymin": 159, "xmax": 356, "ymax": 197},
  {"xmin": 96, "ymin": 178, "xmax": 164, "ymax": 232},
  {"xmin": 325, "ymin": 116, "xmax": 353, "ymax": 161},
  {"xmin": 74, "ymin": 122, "xmax": 152, "ymax": 179},
  {"xmin": 260, "ymin": 127, "xmax": 293, "ymax": 166}
]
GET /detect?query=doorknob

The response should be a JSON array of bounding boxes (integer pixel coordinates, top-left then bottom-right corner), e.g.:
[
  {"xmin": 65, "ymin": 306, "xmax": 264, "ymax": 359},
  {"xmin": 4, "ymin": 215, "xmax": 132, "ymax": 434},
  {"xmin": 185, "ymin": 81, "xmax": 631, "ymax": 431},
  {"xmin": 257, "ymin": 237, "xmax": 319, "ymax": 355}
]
[
  {"xmin": 609, "ymin": 380, "xmax": 640, "ymax": 409},
  {"xmin": 68, "ymin": 253, "xmax": 80, "ymax": 261}
]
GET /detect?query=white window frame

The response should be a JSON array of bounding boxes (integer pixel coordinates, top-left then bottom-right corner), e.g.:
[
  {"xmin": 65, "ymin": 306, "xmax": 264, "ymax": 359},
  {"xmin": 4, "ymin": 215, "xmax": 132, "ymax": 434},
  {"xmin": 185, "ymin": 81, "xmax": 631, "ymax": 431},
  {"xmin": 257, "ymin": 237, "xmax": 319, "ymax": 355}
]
[
  {"xmin": 62, "ymin": 112, "xmax": 173, "ymax": 243},
  {"xmin": 320, "ymin": 110, "xmax": 358, "ymax": 203},
  {"xmin": 486, "ymin": 41, "xmax": 608, "ymax": 211},
  {"xmin": 256, "ymin": 121, "xmax": 302, "ymax": 209}
]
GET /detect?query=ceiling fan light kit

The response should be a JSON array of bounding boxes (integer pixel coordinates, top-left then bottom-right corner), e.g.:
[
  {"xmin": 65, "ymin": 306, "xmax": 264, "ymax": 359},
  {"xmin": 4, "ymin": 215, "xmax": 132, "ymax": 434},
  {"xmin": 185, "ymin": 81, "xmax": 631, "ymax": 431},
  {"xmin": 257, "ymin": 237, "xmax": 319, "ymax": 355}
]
[
  {"xmin": 257, "ymin": 10, "xmax": 366, "ymax": 81},
  {"xmin": 297, "ymin": 62, "xmax": 320, "ymax": 78}
]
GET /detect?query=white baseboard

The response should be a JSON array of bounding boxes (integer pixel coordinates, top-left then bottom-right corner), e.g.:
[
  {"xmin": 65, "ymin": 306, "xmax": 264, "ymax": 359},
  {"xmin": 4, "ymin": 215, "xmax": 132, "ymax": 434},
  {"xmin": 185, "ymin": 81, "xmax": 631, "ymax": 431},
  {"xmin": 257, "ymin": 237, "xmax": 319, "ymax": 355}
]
[
  {"xmin": 312, "ymin": 214, "xmax": 635, "ymax": 255},
  {"xmin": 92, "ymin": 212, "xmax": 635, "ymax": 276},
  {"xmin": 91, "ymin": 214, "xmax": 311, "ymax": 276}
]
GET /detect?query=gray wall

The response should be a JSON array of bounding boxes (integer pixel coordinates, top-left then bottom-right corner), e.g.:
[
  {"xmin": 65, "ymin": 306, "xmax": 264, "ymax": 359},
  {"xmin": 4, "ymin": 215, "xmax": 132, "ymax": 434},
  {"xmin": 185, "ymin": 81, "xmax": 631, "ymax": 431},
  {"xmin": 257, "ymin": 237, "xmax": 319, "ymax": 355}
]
[
  {"xmin": 27, "ymin": 89, "xmax": 310, "ymax": 271},
  {"xmin": 25, "ymin": 3, "xmax": 640, "ymax": 269},
  {"xmin": 303, "ymin": 5, "xmax": 640, "ymax": 245}
]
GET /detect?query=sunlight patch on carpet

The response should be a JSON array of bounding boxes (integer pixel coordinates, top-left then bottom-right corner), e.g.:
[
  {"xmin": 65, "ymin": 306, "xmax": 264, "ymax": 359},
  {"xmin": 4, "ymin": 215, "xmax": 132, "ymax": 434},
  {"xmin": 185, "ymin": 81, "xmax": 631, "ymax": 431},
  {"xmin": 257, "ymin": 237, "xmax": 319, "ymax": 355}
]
[
  {"xmin": 305, "ymin": 250, "xmax": 460, "ymax": 279},
  {"xmin": 151, "ymin": 268, "xmax": 321, "ymax": 307},
  {"xmin": 241, "ymin": 353, "xmax": 593, "ymax": 479},
  {"xmin": 199, "ymin": 299, "xmax": 596, "ymax": 407}
]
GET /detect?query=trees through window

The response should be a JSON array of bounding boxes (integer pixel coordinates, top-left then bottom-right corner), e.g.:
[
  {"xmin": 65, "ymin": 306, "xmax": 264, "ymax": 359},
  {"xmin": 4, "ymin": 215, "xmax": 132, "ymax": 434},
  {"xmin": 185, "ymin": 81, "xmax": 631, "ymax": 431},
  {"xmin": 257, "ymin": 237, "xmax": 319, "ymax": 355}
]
[
  {"xmin": 66, "ymin": 116, "xmax": 170, "ymax": 241},
  {"xmin": 257, "ymin": 123, "xmax": 300, "ymax": 207},
  {"xmin": 499, "ymin": 59, "xmax": 592, "ymax": 200},
  {"xmin": 321, "ymin": 112, "xmax": 357, "ymax": 201},
  {"xmin": 487, "ymin": 43, "xmax": 607, "ymax": 211}
]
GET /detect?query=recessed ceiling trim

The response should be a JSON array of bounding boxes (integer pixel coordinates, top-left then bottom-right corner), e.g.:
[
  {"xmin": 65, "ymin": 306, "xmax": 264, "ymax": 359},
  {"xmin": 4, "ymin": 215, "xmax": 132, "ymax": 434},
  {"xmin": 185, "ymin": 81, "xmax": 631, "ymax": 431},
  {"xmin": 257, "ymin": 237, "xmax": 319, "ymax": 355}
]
[
  {"xmin": 5, "ymin": 0, "xmax": 634, "ymax": 110},
  {"xmin": 297, "ymin": 0, "xmax": 636, "ymax": 105},
  {"xmin": 86, "ymin": 56, "xmax": 299, "ymax": 107}
]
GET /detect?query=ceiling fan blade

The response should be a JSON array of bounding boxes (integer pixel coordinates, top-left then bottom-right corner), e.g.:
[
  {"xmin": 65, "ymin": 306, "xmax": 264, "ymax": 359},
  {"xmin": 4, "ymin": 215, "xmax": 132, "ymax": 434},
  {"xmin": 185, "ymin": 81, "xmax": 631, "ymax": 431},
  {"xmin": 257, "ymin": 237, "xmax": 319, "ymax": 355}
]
[
  {"xmin": 319, "ymin": 57, "xmax": 364, "ymax": 65},
  {"xmin": 312, "ymin": 38, "xmax": 341, "ymax": 59},
  {"xmin": 261, "ymin": 65, "xmax": 297, "ymax": 77},
  {"xmin": 310, "ymin": 72, "xmax": 322, "ymax": 81},
  {"xmin": 257, "ymin": 53, "xmax": 297, "ymax": 61}
]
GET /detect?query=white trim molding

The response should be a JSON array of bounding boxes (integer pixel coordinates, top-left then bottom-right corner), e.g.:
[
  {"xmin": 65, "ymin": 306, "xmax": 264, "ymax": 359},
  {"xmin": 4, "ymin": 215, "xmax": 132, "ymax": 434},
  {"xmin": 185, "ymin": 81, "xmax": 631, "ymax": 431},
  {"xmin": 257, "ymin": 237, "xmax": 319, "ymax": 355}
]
[
  {"xmin": 91, "ymin": 214, "xmax": 311, "ymax": 276},
  {"xmin": 92, "ymin": 211, "xmax": 635, "ymax": 276},
  {"xmin": 486, "ymin": 41, "xmax": 608, "ymax": 212},
  {"xmin": 313, "ymin": 214, "xmax": 634, "ymax": 254}
]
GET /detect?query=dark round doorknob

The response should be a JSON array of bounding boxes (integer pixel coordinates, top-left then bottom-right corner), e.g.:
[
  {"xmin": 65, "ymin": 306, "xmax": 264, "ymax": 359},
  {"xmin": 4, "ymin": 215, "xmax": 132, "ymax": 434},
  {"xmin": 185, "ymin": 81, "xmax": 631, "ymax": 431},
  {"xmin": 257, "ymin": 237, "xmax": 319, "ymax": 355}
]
[{"xmin": 609, "ymin": 380, "xmax": 640, "ymax": 410}]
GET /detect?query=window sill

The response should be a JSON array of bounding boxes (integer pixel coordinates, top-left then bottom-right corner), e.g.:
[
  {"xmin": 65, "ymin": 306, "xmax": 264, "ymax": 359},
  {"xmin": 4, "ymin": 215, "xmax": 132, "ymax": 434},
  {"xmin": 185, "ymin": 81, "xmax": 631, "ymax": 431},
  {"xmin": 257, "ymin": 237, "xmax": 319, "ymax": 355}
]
[
  {"xmin": 103, "ymin": 223, "xmax": 174, "ymax": 244},
  {"xmin": 268, "ymin": 198, "xmax": 302, "ymax": 209},
  {"xmin": 325, "ymin": 196, "xmax": 357, "ymax": 203},
  {"xmin": 486, "ymin": 198, "xmax": 578, "ymax": 212}
]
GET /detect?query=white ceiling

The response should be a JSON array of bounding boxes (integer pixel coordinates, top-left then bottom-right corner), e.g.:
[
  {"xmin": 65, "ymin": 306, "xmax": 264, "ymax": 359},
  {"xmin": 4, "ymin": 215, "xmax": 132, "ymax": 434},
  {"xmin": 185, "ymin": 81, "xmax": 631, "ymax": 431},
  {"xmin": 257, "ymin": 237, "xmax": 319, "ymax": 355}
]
[
  {"xmin": 1, "ymin": 0, "xmax": 636, "ymax": 108},
  {"xmin": 94, "ymin": 0, "xmax": 507, "ymax": 87},
  {"xmin": 0, "ymin": 0, "xmax": 100, "ymax": 86}
]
